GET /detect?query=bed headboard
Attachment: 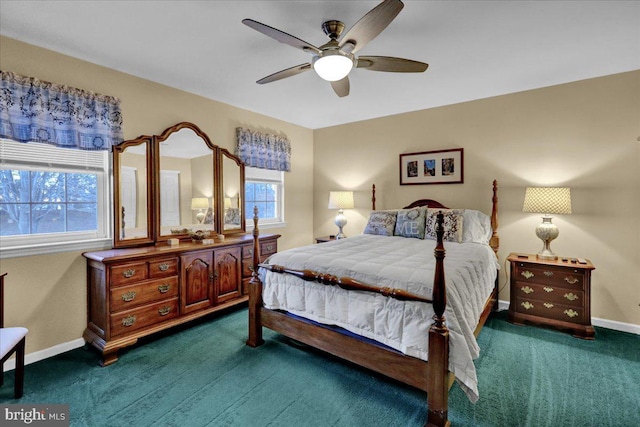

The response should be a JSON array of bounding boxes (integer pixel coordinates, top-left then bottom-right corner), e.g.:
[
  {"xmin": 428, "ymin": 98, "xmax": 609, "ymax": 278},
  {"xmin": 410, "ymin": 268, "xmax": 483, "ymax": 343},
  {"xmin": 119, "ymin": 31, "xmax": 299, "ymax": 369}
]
[{"xmin": 369, "ymin": 180, "xmax": 499, "ymax": 254}]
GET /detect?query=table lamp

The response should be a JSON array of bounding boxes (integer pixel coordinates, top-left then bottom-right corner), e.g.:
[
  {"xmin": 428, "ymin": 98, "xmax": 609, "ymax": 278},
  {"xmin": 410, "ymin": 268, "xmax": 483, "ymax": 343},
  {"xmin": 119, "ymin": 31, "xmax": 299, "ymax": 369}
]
[
  {"xmin": 191, "ymin": 197, "xmax": 209, "ymax": 224},
  {"xmin": 522, "ymin": 187, "xmax": 572, "ymax": 260},
  {"xmin": 328, "ymin": 191, "xmax": 354, "ymax": 239}
]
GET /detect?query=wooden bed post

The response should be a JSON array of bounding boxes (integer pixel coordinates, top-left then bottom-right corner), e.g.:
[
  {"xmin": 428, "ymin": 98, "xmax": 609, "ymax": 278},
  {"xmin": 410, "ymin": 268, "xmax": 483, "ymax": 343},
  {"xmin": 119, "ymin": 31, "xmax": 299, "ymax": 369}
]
[
  {"xmin": 372, "ymin": 184, "xmax": 376, "ymax": 210},
  {"xmin": 490, "ymin": 179, "xmax": 499, "ymax": 255},
  {"xmin": 246, "ymin": 206, "xmax": 264, "ymax": 347},
  {"xmin": 426, "ymin": 212, "xmax": 451, "ymax": 427}
]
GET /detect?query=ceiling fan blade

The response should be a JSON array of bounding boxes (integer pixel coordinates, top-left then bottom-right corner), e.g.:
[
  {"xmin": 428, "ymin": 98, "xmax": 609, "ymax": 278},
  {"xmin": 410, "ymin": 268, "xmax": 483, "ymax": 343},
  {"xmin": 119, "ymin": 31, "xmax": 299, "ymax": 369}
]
[
  {"xmin": 330, "ymin": 77, "xmax": 350, "ymax": 98},
  {"xmin": 339, "ymin": 0, "xmax": 404, "ymax": 54},
  {"xmin": 242, "ymin": 19, "xmax": 322, "ymax": 55},
  {"xmin": 256, "ymin": 63, "xmax": 312, "ymax": 84},
  {"xmin": 357, "ymin": 56, "xmax": 428, "ymax": 73}
]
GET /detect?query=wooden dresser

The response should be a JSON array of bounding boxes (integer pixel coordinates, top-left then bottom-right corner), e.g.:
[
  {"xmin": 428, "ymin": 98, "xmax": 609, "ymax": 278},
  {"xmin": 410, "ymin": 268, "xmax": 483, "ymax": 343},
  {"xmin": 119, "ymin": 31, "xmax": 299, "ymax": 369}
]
[
  {"xmin": 507, "ymin": 253, "xmax": 595, "ymax": 339},
  {"xmin": 83, "ymin": 233, "xmax": 279, "ymax": 365}
]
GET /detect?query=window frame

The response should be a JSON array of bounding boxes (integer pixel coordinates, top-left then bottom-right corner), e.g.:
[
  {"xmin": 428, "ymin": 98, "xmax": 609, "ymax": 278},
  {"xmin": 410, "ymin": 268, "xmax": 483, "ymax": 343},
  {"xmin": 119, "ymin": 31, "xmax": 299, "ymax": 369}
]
[
  {"xmin": 244, "ymin": 167, "xmax": 286, "ymax": 230},
  {"xmin": 0, "ymin": 139, "xmax": 112, "ymax": 259}
]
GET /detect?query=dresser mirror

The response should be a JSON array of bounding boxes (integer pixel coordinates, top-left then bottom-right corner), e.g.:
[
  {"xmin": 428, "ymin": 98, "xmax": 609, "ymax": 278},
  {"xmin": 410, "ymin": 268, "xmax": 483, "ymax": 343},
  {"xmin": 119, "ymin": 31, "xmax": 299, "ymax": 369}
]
[
  {"xmin": 113, "ymin": 122, "xmax": 245, "ymax": 248},
  {"xmin": 113, "ymin": 135, "xmax": 153, "ymax": 248}
]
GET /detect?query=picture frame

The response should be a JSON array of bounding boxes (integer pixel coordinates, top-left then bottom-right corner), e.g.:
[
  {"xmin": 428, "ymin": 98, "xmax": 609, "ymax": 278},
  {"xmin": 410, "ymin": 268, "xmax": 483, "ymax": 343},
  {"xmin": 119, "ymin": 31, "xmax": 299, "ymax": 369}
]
[{"xmin": 399, "ymin": 148, "xmax": 464, "ymax": 185}]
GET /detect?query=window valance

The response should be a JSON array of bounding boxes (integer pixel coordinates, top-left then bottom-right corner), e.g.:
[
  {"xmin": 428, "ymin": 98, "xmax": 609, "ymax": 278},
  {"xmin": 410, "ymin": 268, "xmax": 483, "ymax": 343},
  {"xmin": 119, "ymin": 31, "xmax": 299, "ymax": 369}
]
[
  {"xmin": 0, "ymin": 71, "xmax": 123, "ymax": 150},
  {"xmin": 236, "ymin": 127, "xmax": 291, "ymax": 172}
]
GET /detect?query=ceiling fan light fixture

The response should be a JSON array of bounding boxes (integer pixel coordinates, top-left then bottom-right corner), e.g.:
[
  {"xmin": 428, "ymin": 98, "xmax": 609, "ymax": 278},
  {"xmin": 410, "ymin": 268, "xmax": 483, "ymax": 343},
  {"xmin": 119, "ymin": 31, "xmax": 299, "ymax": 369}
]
[{"xmin": 313, "ymin": 51, "xmax": 354, "ymax": 82}]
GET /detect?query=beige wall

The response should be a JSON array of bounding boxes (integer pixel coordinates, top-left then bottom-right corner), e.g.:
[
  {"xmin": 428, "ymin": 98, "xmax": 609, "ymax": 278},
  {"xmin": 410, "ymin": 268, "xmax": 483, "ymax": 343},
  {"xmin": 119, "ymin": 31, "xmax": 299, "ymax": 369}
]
[
  {"xmin": 314, "ymin": 70, "xmax": 640, "ymax": 326},
  {"xmin": 0, "ymin": 36, "xmax": 314, "ymax": 355}
]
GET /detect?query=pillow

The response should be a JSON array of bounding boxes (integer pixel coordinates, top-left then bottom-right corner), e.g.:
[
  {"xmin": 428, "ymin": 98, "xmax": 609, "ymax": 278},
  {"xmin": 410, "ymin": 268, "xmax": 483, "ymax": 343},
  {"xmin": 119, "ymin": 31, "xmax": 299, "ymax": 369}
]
[
  {"xmin": 394, "ymin": 207, "xmax": 427, "ymax": 239},
  {"xmin": 462, "ymin": 209, "xmax": 493, "ymax": 244},
  {"xmin": 363, "ymin": 211, "xmax": 398, "ymax": 236},
  {"xmin": 425, "ymin": 208, "xmax": 464, "ymax": 243}
]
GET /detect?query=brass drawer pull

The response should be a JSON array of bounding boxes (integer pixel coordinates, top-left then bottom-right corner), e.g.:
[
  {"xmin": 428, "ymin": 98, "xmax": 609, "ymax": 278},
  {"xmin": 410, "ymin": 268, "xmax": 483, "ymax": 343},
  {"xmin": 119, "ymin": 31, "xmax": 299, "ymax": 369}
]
[
  {"xmin": 521, "ymin": 301, "xmax": 534, "ymax": 310},
  {"xmin": 564, "ymin": 276, "xmax": 579, "ymax": 285},
  {"xmin": 122, "ymin": 315, "xmax": 136, "ymax": 327},
  {"xmin": 158, "ymin": 306, "xmax": 171, "ymax": 316},
  {"xmin": 123, "ymin": 269, "xmax": 136, "ymax": 278},
  {"xmin": 543, "ymin": 287, "xmax": 554, "ymax": 293},
  {"xmin": 564, "ymin": 309, "xmax": 579, "ymax": 318},
  {"xmin": 158, "ymin": 284, "xmax": 171, "ymax": 293},
  {"xmin": 521, "ymin": 270, "xmax": 534, "ymax": 279},
  {"xmin": 265, "ymin": 244, "xmax": 274, "ymax": 251},
  {"xmin": 158, "ymin": 263, "xmax": 170, "ymax": 271},
  {"xmin": 121, "ymin": 291, "xmax": 136, "ymax": 302},
  {"xmin": 247, "ymin": 249, "xmax": 253, "ymax": 255},
  {"xmin": 564, "ymin": 292, "xmax": 579, "ymax": 301},
  {"xmin": 543, "ymin": 271, "xmax": 554, "ymax": 277},
  {"xmin": 521, "ymin": 286, "xmax": 533, "ymax": 294},
  {"xmin": 543, "ymin": 303, "xmax": 554, "ymax": 309}
]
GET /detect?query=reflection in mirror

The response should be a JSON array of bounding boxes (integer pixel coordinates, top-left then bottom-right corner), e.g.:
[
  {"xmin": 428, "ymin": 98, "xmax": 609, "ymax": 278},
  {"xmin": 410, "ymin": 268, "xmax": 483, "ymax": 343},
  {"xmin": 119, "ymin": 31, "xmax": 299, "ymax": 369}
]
[
  {"xmin": 116, "ymin": 141, "xmax": 150, "ymax": 244},
  {"xmin": 222, "ymin": 152, "xmax": 243, "ymax": 232},
  {"xmin": 158, "ymin": 127, "xmax": 215, "ymax": 237}
]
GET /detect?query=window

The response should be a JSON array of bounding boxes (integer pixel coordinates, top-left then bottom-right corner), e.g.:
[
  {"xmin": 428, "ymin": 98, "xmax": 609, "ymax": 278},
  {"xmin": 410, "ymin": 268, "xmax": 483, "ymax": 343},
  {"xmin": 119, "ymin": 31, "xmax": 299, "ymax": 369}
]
[
  {"xmin": 244, "ymin": 167, "xmax": 285, "ymax": 228},
  {"xmin": 0, "ymin": 139, "xmax": 111, "ymax": 258}
]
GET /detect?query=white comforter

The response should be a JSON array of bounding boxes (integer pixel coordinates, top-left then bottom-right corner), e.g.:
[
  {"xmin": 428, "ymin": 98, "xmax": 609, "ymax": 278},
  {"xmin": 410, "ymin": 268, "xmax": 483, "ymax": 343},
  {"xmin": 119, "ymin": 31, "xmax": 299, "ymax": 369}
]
[{"xmin": 260, "ymin": 234, "xmax": 499, "ymax": 402}]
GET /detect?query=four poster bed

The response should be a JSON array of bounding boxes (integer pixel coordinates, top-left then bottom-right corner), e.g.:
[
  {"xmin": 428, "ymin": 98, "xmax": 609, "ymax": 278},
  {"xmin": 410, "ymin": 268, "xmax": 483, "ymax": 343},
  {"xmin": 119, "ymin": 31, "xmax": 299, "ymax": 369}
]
[{"xmin": 247, "ymin": 180, "xmax": 499, "ymax": 427}]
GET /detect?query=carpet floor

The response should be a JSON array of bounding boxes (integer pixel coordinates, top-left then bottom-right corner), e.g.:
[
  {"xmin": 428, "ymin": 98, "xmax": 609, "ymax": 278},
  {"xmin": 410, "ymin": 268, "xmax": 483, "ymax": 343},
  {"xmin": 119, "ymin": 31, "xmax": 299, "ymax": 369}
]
[{"xmin": 2, "ymin": 309, "xmax": 639, "ymax": 426}]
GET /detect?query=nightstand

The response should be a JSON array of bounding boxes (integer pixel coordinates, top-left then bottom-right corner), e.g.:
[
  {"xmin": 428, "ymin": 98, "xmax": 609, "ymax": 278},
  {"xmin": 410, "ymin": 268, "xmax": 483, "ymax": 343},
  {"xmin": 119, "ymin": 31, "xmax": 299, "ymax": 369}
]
[
  {"xmin": 315, "ymin": 235, "xmax": 336, "ymax": 244},
  {"xmin": 507, "ymin": 253, "xmax": 595, "ymax": 339}
]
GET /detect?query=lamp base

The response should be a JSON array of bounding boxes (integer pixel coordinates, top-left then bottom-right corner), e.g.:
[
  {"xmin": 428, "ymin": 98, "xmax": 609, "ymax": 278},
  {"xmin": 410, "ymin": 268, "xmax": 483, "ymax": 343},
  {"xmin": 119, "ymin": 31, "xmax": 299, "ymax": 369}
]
[
  {"xmin": 335, "ymin": 209, "xmax": 347, "ymax": 239},
  {"xmin": 535, "ymin": 216, "xmax": 559, "ymax": 260}
]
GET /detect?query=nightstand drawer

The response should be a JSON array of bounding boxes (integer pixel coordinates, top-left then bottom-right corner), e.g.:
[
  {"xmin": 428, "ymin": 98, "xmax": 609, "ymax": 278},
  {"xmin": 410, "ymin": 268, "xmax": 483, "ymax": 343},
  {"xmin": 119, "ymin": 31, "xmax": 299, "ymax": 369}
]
[
  {"xmin": 513, "ymin": 281, "xmax": 584, "ymax": 306},
  {"xmin": 515, "ymin": 297, "xmax": 584, "ymax": 324},
  {"xmin": 513, "ymin": 264, "xmax": 584, "ymax": 289}
]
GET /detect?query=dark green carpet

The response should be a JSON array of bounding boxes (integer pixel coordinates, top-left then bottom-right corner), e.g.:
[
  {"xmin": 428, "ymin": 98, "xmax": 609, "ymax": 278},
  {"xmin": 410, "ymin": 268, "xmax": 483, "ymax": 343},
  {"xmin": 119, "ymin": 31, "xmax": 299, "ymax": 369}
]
[{"xmin": 2, "ymin": 309, "xmax": 639, "ymax": 426}]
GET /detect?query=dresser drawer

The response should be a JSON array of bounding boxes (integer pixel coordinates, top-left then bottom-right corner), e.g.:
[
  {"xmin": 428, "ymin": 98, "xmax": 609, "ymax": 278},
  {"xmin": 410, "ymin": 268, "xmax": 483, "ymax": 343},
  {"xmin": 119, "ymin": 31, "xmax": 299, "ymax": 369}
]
[
  {"xmin": 110, "ymin": 276, "xmax": 179, "ymax": 312},
  {"xmin": 513, "ymin": 264, "xmax": 584, "ymax": 289},
  {"xmin": 148, "ymin": 258, "xmax": 179, "ymax": 278},
  {"xmin": 515, "ymin": 297, "xmax": 584, "ymax": 324},
  {"xmin": 110, "ymin": 298, "xmax": 179, "ymax": 337},
  {"xmin": 261, "ymin": 240, "xmax": 277, "ymax": 257},
  {"xmin": 512, "ymin": 281, "xmax": 584, "ymax": 307},
  {"xmin": 111, "ymin": 262, "xmax": 148, "ymax": 286}
]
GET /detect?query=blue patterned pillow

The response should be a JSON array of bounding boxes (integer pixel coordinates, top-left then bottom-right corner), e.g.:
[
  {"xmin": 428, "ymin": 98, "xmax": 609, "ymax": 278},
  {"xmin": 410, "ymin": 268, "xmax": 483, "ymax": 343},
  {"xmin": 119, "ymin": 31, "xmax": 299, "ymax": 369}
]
[
  {"xmin": 363, "ymin": 211, "xmax": 397, "ymax": 236},
  {"xmin": 394, "ymin": 207, "xmax": 427, "ymax": 239}
]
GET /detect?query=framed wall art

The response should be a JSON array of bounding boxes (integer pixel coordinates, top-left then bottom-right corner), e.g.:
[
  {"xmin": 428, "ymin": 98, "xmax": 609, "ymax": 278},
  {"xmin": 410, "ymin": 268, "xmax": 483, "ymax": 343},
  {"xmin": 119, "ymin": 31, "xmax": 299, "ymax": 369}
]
[{"xmin": 399, "ymin": 148, "xmax": 464, "ymax": 185}]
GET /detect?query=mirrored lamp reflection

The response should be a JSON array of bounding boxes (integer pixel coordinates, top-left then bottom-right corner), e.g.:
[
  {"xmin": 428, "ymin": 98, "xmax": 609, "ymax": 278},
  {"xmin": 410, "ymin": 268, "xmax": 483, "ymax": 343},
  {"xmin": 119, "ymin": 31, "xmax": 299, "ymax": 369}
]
[
  {"xmin": 522, "ymin": 187, "xmax": 572, "ymax": 260},
  {"xmin": 328, "ymin": 191, "xmax": 354, "ymax": 239},
  {"xmin": 191, "ymin": 197, "xmax": 209, "ymax": 224}
]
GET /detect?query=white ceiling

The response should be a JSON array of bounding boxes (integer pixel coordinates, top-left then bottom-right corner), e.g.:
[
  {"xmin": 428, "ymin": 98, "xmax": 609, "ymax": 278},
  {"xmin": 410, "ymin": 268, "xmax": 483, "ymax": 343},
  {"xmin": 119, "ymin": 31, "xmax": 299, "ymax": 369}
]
[{"xmin": 1, "ymin": 1, "xmax": 638, "ymax": 130}]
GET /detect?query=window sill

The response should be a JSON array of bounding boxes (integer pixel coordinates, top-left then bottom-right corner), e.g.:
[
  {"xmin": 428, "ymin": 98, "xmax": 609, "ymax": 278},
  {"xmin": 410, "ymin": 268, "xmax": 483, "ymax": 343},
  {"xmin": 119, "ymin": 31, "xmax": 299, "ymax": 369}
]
[
  {"xmin": 0, "ymin": 238, "xmax": 112, "ymax": 259},
  {"xmin": 246, "ymin": 221, "xmax": 287, "ymax": 231}
]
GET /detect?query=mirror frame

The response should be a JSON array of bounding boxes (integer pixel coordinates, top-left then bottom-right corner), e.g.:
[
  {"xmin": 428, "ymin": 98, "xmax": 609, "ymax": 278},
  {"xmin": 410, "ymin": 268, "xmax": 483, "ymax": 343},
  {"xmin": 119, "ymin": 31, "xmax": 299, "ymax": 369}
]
[
  {"xmin": 112, "ymin": 122, "xmax": 246, "ymax": 248},
  {"xmin": 113, "ymin": 135, "xmax": 154, "ymax": 248}
]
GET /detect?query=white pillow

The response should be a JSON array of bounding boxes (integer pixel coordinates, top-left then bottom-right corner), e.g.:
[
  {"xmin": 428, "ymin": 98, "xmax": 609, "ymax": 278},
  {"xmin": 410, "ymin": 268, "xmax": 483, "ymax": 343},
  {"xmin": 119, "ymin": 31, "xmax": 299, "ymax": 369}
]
[{"xmin": 462, "ymin": 209, "xmax": 493, "ymax": 244}]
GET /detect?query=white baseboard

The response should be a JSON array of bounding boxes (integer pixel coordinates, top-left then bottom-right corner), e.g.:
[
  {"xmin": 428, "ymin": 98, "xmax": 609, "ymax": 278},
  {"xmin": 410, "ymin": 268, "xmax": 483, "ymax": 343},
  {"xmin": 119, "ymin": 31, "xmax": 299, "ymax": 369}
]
[
  {"xmin": 497, "ymin": 299, "xmax": 640, "ymax": 335},
  {"xmin": 2, "ymin": 337, "xmax": 85, "ymax": 372},
  {"xmin": 3, "ymin": 307, "xmax": 639, "ymax": 372}
]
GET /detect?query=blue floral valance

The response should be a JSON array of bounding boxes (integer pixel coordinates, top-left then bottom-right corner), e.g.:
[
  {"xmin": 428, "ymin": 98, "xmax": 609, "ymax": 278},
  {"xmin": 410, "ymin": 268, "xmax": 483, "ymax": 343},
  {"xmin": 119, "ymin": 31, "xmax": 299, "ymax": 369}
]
[
  {"xmin": 0, "ymin": 71, "xmax": 123, "ymax": 150},
  {"xmin": 236, "ymin": 127, "xmax": 291, "ymax": 172}
]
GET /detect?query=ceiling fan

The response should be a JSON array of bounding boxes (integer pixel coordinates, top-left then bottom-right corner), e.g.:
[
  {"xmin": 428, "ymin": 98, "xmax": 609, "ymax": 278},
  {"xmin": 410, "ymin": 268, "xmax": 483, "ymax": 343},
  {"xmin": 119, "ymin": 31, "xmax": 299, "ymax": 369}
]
[{"xmin": 242, "ymin": 0, "xmax": 428, "ymax": 97}]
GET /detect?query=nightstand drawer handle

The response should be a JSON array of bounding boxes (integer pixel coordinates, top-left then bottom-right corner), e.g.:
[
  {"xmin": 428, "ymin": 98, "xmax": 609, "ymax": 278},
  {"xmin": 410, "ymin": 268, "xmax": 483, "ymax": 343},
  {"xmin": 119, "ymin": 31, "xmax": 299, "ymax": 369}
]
[
  {"xmin": 121, "ymin": 291, "xmax": 136, "ymax": 302},
  {"xmin": 564, "ymin": 292, "xmax": 579, "ymax": 301},
  {"xmin": 122, "ymin": 315, "xmax": 136, "ymax": 327},
  {"xmin": 543, "ymin": 271, "xmax": 554, "ymax": 277},
  {"xmin": 543, "ymin": 303, "xmax": 554, "ymax": 309},
  {"xmin": 521, "ymin": 286, "xmax": 534, "ymax": 294},
  {"xmin": 521, "ymin": 301, "xmax": 534, "ymax": 310},
  {"xmin": 158, "ymin": 263, "xmax": 170, "ymax": 271},
  {"xmin": 543, "ymin": 287, "xmax": 554, "ymax": 293},
  {"xmin": 521, "ymin": 270, "xmax": 534, "ymax": 279},
  {"xmin": 564, "ymin": 276, "xmax": 579, "ymax": 285},
  {"xmin": 564, "ymin": 309, "xmax": 579, "ymax": 318}
]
